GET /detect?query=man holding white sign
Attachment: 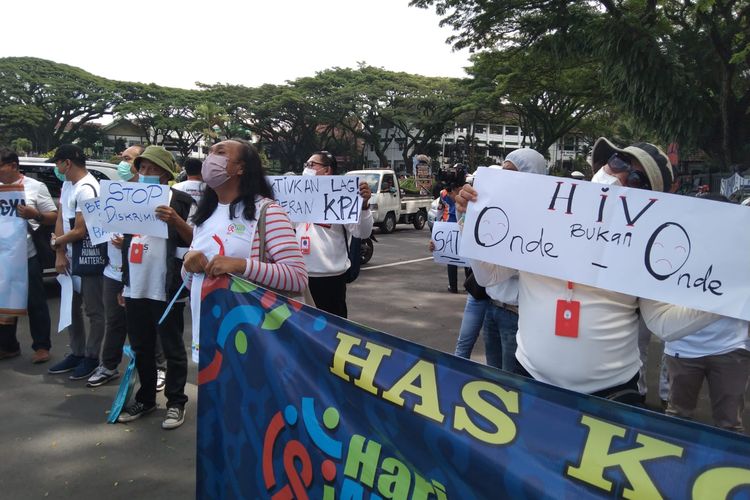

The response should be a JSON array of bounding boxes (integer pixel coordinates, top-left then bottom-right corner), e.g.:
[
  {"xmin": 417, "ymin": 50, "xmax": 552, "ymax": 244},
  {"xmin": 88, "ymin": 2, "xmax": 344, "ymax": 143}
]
[
  {"xmin": 0, "ymin": 149, "xmax": 57, "ymax": 363},
  {"xmin": 457, "ymin": 138, "xmax": 719, "ymax": 403},
  {"xmin": 48, "ymin": 145, "xmax": 106, "ymax": 380},
  {"xmin": 295, "ymin": 151, "xmax": 372, "ymax": 318}
]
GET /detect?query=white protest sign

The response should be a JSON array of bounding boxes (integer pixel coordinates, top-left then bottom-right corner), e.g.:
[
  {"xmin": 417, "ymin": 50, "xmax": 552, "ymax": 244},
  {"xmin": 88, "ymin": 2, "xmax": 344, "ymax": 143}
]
[
  {"xmin": 0, "ymin": 185, "xmax": 28, "ymax": 314},
  {"xmin": 460, "ymin": 168, "xmax": 750, "ymax": 320},
  {"xmin": 56, "ymin": 273, "xmax": 73, "ymax": 332},
  {"xmin": 81, "ymin": 197, "xmax": 111, "ymax": 246},
  {"xmin": 268, "ymin": 175, "xmax": 361, "ymax": 224},
  {"xmin": 431, "ymin": 221, "xmax": 468, "ymax": 267},
  {"xmin": 99, "ymin": 180, "xmax": 169, "ymax": 238}
]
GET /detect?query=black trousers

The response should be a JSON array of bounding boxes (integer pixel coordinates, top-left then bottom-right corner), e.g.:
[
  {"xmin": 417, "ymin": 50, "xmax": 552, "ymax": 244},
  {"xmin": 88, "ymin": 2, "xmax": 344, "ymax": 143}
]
[
  {"xmin": 125, "ymin": 298, "xmax": 187, "ymax": 409},
  {"xmin": 309, "ymin": 273, "xmax": 348, "ymax": 318},
  {"xmin": 101, "ymin": 277, "xmax": 166, "ymax": 371},
  {"xmin": 0, "ymin": 255, "xmax": 51, "ymax": 352}
]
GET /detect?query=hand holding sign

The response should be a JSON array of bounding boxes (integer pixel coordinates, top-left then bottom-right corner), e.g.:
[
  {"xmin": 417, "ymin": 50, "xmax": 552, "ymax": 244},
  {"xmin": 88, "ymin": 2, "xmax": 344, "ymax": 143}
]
[
  {"xmin": 431, "ymin": 222, "xmax": 468, "ymax": 267},
  {"xmin": 100, "ymin": 180, "xmax": 169, "ymax": 238}
]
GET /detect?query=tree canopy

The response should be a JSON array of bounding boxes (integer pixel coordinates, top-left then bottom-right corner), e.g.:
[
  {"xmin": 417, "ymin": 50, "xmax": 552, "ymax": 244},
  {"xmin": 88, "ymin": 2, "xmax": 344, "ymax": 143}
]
[{"xmin": 411, "ymin": 0, "xmax": 750, "ymax": 167}]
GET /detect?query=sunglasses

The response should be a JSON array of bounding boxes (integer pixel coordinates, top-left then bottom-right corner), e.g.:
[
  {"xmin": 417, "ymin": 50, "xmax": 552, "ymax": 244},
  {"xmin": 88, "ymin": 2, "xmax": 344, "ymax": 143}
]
[{"xmin": 607, "ymin": 153, "xmax": 651, "ymax": 190}]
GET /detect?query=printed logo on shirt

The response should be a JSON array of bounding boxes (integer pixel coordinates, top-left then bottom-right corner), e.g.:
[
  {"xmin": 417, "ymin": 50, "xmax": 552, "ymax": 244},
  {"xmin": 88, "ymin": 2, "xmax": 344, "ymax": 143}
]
[{"xmin": 227, "ymin": 223, "xmax": 246, "ymax": 235}]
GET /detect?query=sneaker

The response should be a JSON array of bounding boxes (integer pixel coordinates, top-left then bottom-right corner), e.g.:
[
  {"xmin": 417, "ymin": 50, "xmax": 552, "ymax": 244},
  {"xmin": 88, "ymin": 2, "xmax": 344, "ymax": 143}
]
[
  {"xmin": 117, "ymin": 401, "xmax": 156, "ymax": 423},
  {"xmin": 69, "ymin": 357, "xmax": 99, "ymax": 380},
  {"xmin": 156, "ymin": 369, "xmax": 166, "ymax": 392},
  {"xmin": 86, "ymin": 365, "xmax": 120, "ymax": 387},
  {"xmin": 0, "ymin": 349, "xmax": 21, "ymax": 360},
  {"xmin": 31, "ymin": 349, "xmax": 50, "ymax": 364},
  {"xmin": 48, "ymin": 354, "xmax": 84, "ymax": 374},
  {"xmin": 162, "ymin": 405, "xmax": 185, "ymax": 430}
]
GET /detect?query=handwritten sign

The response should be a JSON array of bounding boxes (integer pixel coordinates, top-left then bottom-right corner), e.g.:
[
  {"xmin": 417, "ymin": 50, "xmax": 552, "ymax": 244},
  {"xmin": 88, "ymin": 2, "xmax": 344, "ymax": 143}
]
[
  {"xmin": 431, "ymin": 221, "xmax": 468, "ymax": 266},
  {"xmin": 0, "ymin": 185, "xmax": 28, "ymax": 314},
  {"xmin": 460, "ymin": 168, "xmax": 750, "ymax": 320},
  {"xmin": 99, "ymin": 180, "xmax": 169, "ymax": 238},
  {"xmin": 81, "ymin": 197, "xmax": 111, "ymax": 246},
  {"xmin": 268, "ymin": 175, "xmax": 361, "ymax": 224}
]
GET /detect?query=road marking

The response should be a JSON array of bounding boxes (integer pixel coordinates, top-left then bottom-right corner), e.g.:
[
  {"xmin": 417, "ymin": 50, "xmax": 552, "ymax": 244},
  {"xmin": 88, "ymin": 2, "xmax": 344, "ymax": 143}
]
[{"xmin": 362, "ymin": 257, "xmax": 433, "ymax": 270}]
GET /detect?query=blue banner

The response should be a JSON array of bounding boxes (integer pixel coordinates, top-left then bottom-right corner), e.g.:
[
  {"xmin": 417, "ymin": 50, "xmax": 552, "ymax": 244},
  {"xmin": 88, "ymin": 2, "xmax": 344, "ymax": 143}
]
[{"xmin": 197, "ymin": 276, "xmax": 750, "ymax": 499}]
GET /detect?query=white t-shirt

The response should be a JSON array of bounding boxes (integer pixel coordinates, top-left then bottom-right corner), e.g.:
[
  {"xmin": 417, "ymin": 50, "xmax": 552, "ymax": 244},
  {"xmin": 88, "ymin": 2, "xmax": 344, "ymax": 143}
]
[
  {"xmin": 123, "ymin": 234, "xmax": 168, "ymax": 301},
  {"xmin": 3, "ymin": 175, "xmax": 56, "ymax": 258},
  {"xmin": 665, "ymin": 317, "xmax": 750, "ymax": 358},
  {"xmin": 172, "ymin": 179, "xmax": 204, "ymax": 205},
  {"xmin": 103, "ymin": 234, "xmax": 123, "ymax": 282},
  {"xmin": 60, "ymin": 173, "xmax": 100, "ymax": 258},
  {"xmin": 189, "ymin": 202, "xmax": 258, "ymax": 260}
]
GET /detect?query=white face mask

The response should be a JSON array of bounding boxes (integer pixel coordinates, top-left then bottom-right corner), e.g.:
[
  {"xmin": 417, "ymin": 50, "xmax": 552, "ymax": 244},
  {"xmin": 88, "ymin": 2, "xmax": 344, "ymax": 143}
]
[
  {"xmin": 591, "ymin": 167, "xmax": 621, "ymax": 186},
  {"xmin": 302, "ymin": 167, "xmax": 317, "ymax": 177}
]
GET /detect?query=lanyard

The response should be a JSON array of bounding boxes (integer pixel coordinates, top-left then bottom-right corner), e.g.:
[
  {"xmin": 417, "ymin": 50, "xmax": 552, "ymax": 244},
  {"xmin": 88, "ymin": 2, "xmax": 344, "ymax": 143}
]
[{"xmin": 566, "ymin": 281, "xmax": 574, "ymax": 302}]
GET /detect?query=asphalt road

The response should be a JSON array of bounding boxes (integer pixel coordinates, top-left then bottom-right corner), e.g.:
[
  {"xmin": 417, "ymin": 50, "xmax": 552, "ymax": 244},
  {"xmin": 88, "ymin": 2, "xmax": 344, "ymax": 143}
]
[{"xmin": 0, "ymin": 223, "xmax": 747, "ymax": 499}]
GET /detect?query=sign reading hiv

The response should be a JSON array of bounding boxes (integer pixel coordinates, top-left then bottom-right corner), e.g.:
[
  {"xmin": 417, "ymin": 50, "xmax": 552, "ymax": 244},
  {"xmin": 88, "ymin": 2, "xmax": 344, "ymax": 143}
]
[
  {"xmin": 0, "ymin": 185, "xmax": 28, "ymax": 315},
  {"xmin": 431, "ymin": 221, "xmax": 468, "ymax": 266},
  {"xmin": 81, "ymin": 197, "xmax": 111, "ymax": 246},
  {"xmin": 99, "ymin": 180, "xmax": 169, "ymax": 238},
  {"xmin": 460, "ymin": 168, "xmax": 750, "ymax": 320},
  {"xmin": 268, "ymin": 175, "xmax": 361, "ymax": 224}
]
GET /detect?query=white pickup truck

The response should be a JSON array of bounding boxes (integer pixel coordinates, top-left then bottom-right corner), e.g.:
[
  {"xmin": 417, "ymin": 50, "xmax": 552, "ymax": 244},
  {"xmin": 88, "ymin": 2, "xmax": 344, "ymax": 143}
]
[{"xmin": 346, "ymin": 169, "xmax": 433, "ymax": 233}]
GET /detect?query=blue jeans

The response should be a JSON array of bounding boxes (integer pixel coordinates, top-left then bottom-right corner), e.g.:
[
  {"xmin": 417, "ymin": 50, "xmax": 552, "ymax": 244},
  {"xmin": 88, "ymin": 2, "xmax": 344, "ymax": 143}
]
[
  {"xmin": 483, "ymin": 304, "xmax": 520, "ymax": 372},
  {"xmin": 454, "ymin": 295, "xmax": 489, "ymax": 358}
]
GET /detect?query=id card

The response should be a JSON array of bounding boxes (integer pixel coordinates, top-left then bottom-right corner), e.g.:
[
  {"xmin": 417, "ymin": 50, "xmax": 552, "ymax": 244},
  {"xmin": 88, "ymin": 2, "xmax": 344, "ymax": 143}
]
[
  {"xmin": 555, "ymin": 299, "xmax": 580, "ymax": 338},
  {"xmin": 130, "ymin": 242, "xmax": 144, "ymax": 264},
  {"xmin": 300, "ymin": 236, "xmax": 311, "ymax": 255}
]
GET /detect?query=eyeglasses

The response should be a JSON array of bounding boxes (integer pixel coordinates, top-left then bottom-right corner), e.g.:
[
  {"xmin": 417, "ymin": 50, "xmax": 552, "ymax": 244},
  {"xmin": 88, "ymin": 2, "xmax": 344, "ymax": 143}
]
[
  {"xmin": 304, "ymin": 160, "xmax": 328, "ymax": 170},
  {"xmin": 607, "ymin": 153, "xmax": 651, "ymax": 190}
]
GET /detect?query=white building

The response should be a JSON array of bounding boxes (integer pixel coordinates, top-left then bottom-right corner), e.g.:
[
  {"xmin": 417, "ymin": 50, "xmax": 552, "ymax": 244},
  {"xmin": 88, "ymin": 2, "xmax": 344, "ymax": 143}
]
[{"xmin": 362, "ymin": 122, "xmax": 586, "ymax": 172}]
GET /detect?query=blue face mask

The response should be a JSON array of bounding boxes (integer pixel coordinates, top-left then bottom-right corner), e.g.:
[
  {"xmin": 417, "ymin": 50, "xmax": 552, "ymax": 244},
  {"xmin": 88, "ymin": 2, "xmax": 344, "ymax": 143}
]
[
  {"xmin": 117, "ymin": 161, "xmax": 134, "ymax": 181},
  {"xmin": 139, "ymin": 174, "xmax": 161, "ymax": 184},
  {"xmin": 53, "ymin": 165, "xmax": 66, "ymax": 182}
]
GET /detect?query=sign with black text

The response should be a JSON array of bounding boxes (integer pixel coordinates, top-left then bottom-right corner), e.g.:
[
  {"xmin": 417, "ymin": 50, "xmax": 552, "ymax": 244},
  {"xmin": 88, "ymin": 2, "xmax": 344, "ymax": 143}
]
[
  {"xmin": 268, "ymin": 175, "xmax": 361, "ymax": 224},
  {"xmin": 431, "ymin": 221, "xmax": 468, "ymax": 266},
  {"xmin": 460, "ymin": 168, "xmax": 750, "ymax": 320}
]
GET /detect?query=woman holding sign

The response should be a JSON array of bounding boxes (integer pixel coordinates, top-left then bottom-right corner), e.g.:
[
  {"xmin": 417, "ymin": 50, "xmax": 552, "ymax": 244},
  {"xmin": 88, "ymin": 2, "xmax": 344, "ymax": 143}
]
[{"xmin": 295, "ymin": 151, "xmax": 372, "ymax": 318}]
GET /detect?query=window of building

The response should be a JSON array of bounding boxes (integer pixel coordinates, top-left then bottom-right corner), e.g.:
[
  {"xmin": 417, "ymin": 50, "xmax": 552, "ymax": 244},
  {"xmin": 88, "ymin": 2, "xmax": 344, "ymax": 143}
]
[
  {"xmin": 474, "ymin": 124, "xmax": 486, "ymax": 134},
  {"xmin": 505, "ymin": 126, "xmax": 518, "ymax": 136},
  {"xmin": 490, "ymin": 125, "xmax": 504, "ymax": 135}
]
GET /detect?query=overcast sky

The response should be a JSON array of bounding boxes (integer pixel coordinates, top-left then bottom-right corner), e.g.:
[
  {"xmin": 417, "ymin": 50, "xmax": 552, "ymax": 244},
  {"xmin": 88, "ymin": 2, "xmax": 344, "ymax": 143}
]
[{"xmin": 3, "ymin": 0, "xmax": 471, "ymax": 89}]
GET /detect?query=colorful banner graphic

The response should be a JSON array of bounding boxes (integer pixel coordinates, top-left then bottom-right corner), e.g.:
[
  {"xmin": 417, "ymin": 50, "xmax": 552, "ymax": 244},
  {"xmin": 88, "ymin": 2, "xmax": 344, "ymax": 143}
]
[{"xmin": 197, "ymin": 277, "xmax": 750, "ymax": 499}]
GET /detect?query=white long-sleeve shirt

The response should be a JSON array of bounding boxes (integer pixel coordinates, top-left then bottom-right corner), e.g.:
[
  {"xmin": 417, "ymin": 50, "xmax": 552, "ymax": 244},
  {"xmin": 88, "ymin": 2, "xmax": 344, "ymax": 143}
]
[
  {"xmin": 296, "ymin": 209, "xmax": 373, "ymax": 277},
  {"xmin": 471, "ymin": 261, "xmax": 719, "ymax": 393},
  {"xmin": 665, "ymin": 317, "xmax": 750, "ymax": 358}
]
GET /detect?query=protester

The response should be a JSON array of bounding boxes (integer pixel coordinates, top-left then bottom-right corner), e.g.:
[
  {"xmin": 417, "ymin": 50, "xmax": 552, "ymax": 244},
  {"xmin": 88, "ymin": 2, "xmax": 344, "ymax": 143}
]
[
  {"xmin": 173, "ymin": 157, "xmax": 205, "ymax": 206},
  {"xmin": 295, "ymin": 151, "xmax": 372, "ymax": 317},
  {"xmin": 439, "ymin": 181, "xmax": 463, "ymax": 293},
  {"xmin": 453, "ymin": 270, "xmax": 490, "ymax": 360},
  {"xmin": 117, "ymin": 146, "xmax": 194, "ymax": 429},
  {"xmin": 476, "ymin": 150, "xmax": 547, "ymax": 372},
  {"xmin": 663, "ymin": 194, "xmax": 750, "ymax": 433},
  {"xmin": 457, "ymin": 138, "xmax": 720, "ymax": 403},
  {"xmin": 47, "ymin": 145, "xmax": 106, "ymax": 380},
  {"xmin": 88, "ymin": 144, "xmax": 172, "ymax": 389},
  {"xmin": 183, "ymin": 139, "xmax": 307, "ymax": 301},
  {"xmin": 116, "ymin": 144, "xmax": 144, "ymax": 182},
  {"xmin": 0, "ymin": 148, "xmax": 57, "ymax": 363}
]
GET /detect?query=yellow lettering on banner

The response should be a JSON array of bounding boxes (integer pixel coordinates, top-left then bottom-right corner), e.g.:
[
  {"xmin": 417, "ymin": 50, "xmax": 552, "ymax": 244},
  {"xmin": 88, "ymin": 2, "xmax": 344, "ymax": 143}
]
[
  {"xmin": 330, "ymin": 332, "xmax": 392, "ymax": 395},
  {"xmin": 453, "ymin": 380, "xmax": 519, "ymax": 445},
  {"xmin": 692, "ymin": 467, "xmax": 750, "ymax": 499},
  {"xmin": 566, "ymin": 415, "xmax": 684, "ymax": 499},
  {"xmin": 381, "ymin": 360, "xmax": 445, "ymax": 423}
]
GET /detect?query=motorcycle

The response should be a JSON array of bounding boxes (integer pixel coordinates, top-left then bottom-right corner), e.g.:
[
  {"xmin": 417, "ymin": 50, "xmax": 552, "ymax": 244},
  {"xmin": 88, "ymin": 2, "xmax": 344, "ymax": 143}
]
[{"xmin": 360, "ymin": 231, "xmax": 377, "ymax": 265}]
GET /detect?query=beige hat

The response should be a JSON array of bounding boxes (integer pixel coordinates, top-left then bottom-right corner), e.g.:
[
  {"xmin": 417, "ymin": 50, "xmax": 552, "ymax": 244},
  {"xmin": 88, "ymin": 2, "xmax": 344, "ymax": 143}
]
[{"xmin": 591, "ymin": 137, "xmax": 673, "ymax": 192}]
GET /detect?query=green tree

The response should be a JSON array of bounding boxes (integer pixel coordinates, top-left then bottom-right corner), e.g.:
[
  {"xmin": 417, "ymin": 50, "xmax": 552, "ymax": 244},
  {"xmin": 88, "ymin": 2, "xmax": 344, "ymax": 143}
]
[
  {"xmin": 10, "ymin": 137, "xmax": 32, "ymax": 155},
  {"xmin": 467, "ymin": 45, "xmax": 604, "ymax": 157},
  {"xmin": 411, "ymin": 0, "xmax": 750, "ymax": 168},
  {"xmin": 0, "ymin": 57, "xmax": 120, "ymax": 151}
]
